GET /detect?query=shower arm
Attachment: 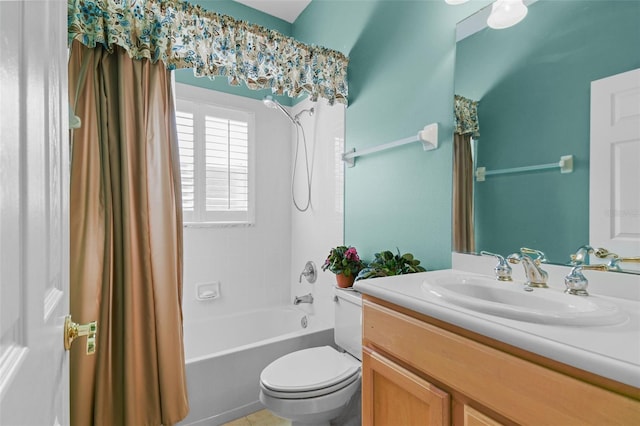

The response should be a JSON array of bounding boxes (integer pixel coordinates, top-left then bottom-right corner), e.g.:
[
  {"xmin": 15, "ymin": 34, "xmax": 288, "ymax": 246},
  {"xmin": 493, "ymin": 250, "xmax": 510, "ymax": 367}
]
[{"xmin": 275, "ymin": 102, "xmax": 297, "ymax": 123}]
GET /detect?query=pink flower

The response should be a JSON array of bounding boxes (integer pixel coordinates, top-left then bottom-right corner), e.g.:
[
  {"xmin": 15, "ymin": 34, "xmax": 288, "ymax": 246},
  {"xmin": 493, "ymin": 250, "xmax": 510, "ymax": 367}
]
[{"xmin": 345, "ymin": 247, "xmax": 360, "ymax": 262}]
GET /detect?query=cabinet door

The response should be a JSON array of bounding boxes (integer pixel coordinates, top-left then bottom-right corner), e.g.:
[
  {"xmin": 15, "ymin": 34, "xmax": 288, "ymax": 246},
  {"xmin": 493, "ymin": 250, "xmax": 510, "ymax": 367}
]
[
  {"xmin": 363, "ymin": 349, "xmax": 450, "ymax": 426},
  {"xmin": 463, "ymin": 405, "xmax": 504, "ymax": 426}
]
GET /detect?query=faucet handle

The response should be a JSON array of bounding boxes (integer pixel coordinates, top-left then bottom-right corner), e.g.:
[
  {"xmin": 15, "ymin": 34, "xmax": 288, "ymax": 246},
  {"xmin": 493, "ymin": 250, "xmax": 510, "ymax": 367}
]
[
  {"xmin": 480, "ymin": 251, "xmax": 513, "ymax": 281},
  {"xmin": 564, "ymin": 264, "xmax": 608, "ymax": 296},
  {"xmin": 565, "ymin": 266, "xmax": 589, "ymax": 296},
  {"xmin": 594, "ymin": 247, "xmax": 617, "ymax": 259},
  {"xmin": 570, "ymin": 245, "xmax": 594, "ymax": 265},
  {"xmin": 593, "ymin": 248, "xmax": 640, "ymax": 271},
  {"xmin": 607, "ymin": 256, "xmax": 640, "ymax": 271},
  {"xmin": 299, "ymin": 261, "xmax": 317, "ymax": 284}
]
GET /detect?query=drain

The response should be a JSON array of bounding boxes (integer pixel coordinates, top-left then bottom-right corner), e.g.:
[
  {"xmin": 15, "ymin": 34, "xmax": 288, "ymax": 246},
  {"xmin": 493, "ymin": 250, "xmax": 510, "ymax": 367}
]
[{"xmin": 301, "ymin": 316, "xmax": 308, "ymax": 329}]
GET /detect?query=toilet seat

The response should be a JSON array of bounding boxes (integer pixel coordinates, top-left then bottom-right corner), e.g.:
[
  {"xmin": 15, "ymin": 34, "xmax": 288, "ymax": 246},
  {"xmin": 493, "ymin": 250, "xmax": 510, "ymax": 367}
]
[{"xmin": 260, "ymin": 346, "xmax": 361, "ymax": 399}]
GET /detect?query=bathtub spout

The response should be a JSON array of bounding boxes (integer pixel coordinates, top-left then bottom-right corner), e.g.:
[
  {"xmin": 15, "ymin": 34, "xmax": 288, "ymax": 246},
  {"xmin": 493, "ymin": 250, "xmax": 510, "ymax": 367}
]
[{"xmin": 294, "ymin": 293, "xmax": 314, "ymax": 305}]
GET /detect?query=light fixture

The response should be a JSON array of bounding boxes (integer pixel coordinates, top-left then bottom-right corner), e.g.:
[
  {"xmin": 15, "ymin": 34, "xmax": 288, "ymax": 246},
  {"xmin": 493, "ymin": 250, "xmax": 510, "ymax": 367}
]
[
  {"xmin": 487, "ymin": 0, "xmax": 528, "ymax": 29},
  {"xmin": 445, "ymin": 0, "xmax": 470, "ymax": 4}
]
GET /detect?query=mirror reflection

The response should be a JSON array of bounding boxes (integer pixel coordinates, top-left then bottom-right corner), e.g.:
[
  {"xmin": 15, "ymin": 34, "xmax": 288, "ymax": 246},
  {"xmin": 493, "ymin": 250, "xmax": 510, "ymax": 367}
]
[{"xmin": 453, "ymin": 0, "xmax": 639, "ymax": 265}]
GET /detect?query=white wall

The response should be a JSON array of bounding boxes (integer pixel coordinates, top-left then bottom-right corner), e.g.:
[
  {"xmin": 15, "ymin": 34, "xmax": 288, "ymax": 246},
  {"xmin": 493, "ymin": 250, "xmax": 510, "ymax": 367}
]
[
  {"xmin": 289, "ymin": 98, "xmax": 346, "ymax": 328},
  {"xmin": 182, "ymin": 90, "xmax": 293, "ymax": 322},
  {"xmin": 181, "ymin": 91, "xmax": 345, "ymax": 326}
]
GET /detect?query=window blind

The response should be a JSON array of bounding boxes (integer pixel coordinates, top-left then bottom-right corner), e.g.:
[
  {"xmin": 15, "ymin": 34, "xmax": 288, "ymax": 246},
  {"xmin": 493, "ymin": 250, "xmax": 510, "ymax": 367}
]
[
  {"xmin": 175, "ymin": 93, "xmax": 253, "ymax": 224},
  {"xmin": 204, "ymin": 116, "xmax": 249, "ymax": 212},
  {"xmin": 176, "ymin": 111, "xmax": 195, "ymax": 213}
]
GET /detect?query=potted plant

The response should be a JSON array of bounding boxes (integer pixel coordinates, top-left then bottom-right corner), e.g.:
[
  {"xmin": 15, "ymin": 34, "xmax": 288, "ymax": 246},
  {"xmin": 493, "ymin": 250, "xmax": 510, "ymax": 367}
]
[
  {"xmin": 322, "ymin": 245, "xmax": 364, "ymax": 288},
  {"xmin": 356, "ymin": 249, "xmax": 426, "ymax": 281}
]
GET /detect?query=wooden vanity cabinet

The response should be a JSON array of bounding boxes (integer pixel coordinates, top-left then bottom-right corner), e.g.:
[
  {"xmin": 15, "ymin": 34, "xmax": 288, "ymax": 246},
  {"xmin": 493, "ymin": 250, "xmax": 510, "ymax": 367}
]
[
  {"xmin": 362, "ymin": 349, "xmax": 450, "ymax": 426},
  {"xmin": 361, "ymin": 296, "xmax": 640, "ymax": 426}
]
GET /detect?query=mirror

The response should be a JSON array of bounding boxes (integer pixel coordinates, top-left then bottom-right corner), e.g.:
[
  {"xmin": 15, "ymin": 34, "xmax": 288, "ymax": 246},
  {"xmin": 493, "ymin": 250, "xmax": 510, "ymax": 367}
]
[{"xmin": 453, "ymin": 0, "xmax": 639, "ymax": 265}]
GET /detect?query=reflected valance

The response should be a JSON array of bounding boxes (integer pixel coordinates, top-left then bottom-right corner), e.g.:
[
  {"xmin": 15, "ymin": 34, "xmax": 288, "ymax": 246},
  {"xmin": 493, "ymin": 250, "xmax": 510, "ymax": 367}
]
[
  {"xmin": 68, "ymin": 0, "xmax": 349, "ymax": 105},
  {"xmin": 454, "ymin": 95, "xmax": 480, "ymax": 137}
]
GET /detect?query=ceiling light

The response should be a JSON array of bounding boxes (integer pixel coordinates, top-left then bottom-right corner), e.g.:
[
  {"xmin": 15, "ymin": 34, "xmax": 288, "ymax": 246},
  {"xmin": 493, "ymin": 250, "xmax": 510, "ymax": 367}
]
[
  {"xmin": 487, "ymin": 0, "xmax": 528, "ymax": 29},
  {"xmin": 445, "ymin": 0, "xmax": 470, "ymax": 4}
]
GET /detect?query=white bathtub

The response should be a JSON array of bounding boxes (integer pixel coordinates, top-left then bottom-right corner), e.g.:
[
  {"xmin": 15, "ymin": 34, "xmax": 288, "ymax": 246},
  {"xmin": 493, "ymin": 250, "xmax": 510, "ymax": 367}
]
[{"xmin": 178, "ymin": 307, "xmax": 334, "ymax": 426}]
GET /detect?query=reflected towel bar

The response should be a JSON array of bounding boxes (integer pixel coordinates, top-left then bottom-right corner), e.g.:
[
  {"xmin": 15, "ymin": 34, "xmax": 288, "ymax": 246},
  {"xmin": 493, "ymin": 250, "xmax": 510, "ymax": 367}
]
[
  {"xmin": 475, "ymin": 155, "xmax": 573, "ymax": 182},
  {"xmin": 342, "ymin": 123, "xmax": 438, "ymax": 168}
]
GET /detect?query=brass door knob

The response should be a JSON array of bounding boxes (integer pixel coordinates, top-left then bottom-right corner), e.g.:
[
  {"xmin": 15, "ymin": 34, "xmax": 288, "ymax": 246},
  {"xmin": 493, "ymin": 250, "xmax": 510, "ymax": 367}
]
[{"xmin": 64, "ymin": 315, "xmax": 97, "ymax": 354}]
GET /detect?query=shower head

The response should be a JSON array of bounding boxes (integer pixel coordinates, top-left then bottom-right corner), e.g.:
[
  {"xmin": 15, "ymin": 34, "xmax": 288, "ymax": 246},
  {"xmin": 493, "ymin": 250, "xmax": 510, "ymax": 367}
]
[
  {"xmin": 263, "ymin": 95, "xmax": 296, "ymax": 124},
  {"xmin": 262, "ymin": 95, "xmax": 279, "ymax": 109},
  {"xmin": 294, "ymin": 107, "xmax": 314, "ymax": 122}
]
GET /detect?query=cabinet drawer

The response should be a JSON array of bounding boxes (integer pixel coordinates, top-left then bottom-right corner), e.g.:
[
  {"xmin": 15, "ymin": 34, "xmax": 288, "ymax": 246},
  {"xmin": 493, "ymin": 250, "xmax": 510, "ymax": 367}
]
[
  {"xmin": 463, "ymin": 405, "xmax": 504, "ymax": 426},
  {"xmin": 363, "ymin": 299, "xmax": 640, "ymax": 425}
]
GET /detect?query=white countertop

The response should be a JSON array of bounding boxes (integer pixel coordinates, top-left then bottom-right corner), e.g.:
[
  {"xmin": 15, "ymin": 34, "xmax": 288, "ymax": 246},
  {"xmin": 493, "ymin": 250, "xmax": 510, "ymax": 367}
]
[{"xmin": 354, "ymin": 254, "xmax": 640, "ymax": 389}]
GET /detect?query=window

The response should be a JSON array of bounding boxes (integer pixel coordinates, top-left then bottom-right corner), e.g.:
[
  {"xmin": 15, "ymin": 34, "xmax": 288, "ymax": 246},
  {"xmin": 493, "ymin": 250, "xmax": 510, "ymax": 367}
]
[{"xmin": 174, "ymin": 84, "xmax": 255, "ymax": 225}]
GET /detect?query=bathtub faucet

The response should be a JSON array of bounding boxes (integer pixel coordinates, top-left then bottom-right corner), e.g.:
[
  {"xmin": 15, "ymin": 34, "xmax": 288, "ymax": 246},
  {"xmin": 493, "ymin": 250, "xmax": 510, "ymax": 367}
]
[{"xmin": 294, "ymin": 293, "xmax": 314, "ymax": 305}]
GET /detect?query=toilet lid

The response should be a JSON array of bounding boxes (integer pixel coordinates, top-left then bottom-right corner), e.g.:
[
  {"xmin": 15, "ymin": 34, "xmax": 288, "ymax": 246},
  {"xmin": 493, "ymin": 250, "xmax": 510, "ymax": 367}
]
[{"xmin": 260, "ymin": 346, "xmax": 360, "ymax": 393}]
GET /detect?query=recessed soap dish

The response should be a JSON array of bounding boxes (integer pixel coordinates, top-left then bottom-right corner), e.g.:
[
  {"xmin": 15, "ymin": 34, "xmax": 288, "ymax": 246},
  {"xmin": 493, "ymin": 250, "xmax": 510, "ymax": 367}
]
[{"xmin": 196, "ymin": 281, "xmax": 221, "ymax": 301}]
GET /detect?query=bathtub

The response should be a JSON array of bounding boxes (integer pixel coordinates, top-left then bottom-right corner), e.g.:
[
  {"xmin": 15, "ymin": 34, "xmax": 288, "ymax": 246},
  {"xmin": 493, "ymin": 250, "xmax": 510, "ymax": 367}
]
[{"xmin": 178, "ymin": 307, "xmax": 334, "ymax": 426}]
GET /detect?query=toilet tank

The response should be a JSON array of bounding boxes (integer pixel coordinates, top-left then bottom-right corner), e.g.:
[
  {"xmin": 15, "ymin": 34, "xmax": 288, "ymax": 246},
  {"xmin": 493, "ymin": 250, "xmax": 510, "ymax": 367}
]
[{"xmin": 334, "ymin": 289, "xmax": 362, "ymax": 361}]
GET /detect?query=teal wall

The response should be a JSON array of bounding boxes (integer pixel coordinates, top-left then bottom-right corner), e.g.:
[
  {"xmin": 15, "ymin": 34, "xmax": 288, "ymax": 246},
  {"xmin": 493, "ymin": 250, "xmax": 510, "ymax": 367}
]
[
  {"xmin": 183, "ymin": 1, "xmax": 635, "ymax": 270},
  {"xmin": 180, "ymin": 0, "xmax": 484, "ymax": 270},
  {"xmin": 455, "ymin": 0, "xmax": 640, "ymax": 263},
  {"xmin": 294, "ymin": 0, "xmax": 488, "ymax": 270},
  {"xmin": 174, "ymin": 0, "xmax": 294, "ymax": 106}
]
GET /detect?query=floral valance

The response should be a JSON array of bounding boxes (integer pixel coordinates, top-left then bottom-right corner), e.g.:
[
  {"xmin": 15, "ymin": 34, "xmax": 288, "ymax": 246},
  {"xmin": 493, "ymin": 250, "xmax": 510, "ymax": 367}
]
[
  {"xmin": 68, "ymin": 0, "xmax": 349, "ymax": 105},
  {"xmin": 454, "ymin": 95, "xmax": 480, "ymax": 137}
]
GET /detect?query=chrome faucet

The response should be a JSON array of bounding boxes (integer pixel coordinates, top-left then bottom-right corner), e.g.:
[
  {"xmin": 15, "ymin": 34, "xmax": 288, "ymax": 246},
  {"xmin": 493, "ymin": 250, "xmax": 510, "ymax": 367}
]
[
  {"xmin": 480, "ymin": 251, "xmax": 512, "ymax": 281},
  {"xmin": 294, "ymin": 293, "xmax": 314, "ymax": 305},
  {"xmin": 564, "ymin": 264, "xmax": 609, "ymax": 296},
  {"xmin": 507, "ymin": 247, "xmax": 549, "ymax": 288}
]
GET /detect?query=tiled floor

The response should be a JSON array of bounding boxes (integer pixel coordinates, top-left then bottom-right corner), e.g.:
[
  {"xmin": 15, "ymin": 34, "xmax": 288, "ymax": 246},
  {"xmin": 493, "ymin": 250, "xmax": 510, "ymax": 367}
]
[{"xmin": 223, "ymin": 409, "xmax": 291, "ymax": 426}]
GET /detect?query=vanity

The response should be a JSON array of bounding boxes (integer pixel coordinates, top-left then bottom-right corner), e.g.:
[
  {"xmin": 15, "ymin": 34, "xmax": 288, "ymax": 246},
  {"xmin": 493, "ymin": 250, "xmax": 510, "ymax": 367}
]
[{"xmin": 354, "ymin": 253, "xmax": 640, "ymax": 425}]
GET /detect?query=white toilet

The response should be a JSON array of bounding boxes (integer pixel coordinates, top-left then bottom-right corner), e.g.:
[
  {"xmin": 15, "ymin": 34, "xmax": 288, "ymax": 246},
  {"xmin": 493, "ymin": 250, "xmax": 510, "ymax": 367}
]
[{"xmin": 259, "ymin": 289, "xmax": 362, "ymax": 426}]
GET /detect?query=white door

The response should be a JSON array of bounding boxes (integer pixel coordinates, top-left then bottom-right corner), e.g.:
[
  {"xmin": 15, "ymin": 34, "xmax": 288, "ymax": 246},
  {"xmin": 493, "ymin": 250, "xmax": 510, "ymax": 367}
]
[
  {"xmin": 590, "ymin": 68, "xmax": 640, "ymax": 263},
  {"xmin": 0, "ymin": 1, "xmax": 70, "ymax": 425}
]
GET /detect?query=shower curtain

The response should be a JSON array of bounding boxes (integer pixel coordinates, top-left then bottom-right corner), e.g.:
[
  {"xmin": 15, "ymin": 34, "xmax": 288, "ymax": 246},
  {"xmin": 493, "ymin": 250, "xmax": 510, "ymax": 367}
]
[
  {"xmin": 453, "ymin": 133, "xmax": 475, "ymax": 253},
  {"xmin": 69, "ymin": 40, "xmax": 189, "ymax": 425},
  {"xmin": 453, "ymin": 95, "xmax": 479, "ymax": 253}
]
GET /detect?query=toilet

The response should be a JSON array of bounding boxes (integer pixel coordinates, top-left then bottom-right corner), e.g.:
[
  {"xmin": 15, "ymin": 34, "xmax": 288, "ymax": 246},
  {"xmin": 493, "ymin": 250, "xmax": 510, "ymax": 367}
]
[{"xmin": 259, "ymin": 289, "xmax": 362, "ymax": 426}]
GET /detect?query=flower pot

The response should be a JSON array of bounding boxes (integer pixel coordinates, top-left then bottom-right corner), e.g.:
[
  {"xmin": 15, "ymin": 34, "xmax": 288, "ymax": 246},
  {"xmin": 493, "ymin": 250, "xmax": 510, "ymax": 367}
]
[{"xmin": 336, "ymin": 273, "xmax": 355, "ymax": 288}]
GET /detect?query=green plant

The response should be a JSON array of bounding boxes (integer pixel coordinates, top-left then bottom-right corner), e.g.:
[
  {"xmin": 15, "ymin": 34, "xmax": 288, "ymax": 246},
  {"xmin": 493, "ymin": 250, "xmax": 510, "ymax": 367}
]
[
  {"xmin": 356, "ymin": 249, "xmax": 426, "ymax": 280},
  {"xmin": 322, "ymin": 246, "xmax": 363, "ymax": 277}
]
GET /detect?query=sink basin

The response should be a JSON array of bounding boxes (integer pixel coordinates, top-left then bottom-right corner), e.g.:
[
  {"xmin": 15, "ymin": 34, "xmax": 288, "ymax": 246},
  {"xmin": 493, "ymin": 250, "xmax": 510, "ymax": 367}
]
[{"xmin": 421, "ymin": 273, "xmax": 627, "ymax": 326}]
